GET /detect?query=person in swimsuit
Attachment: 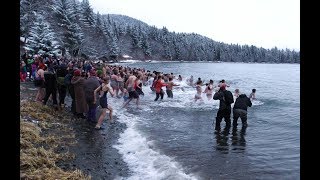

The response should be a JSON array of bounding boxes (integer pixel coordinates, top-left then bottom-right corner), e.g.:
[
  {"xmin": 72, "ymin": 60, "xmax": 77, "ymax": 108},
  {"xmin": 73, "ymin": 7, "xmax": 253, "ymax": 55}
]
[
  {"xmin": 234, "ymin": 89, "xmax": 240, "ymax": 98},
  {"xmin": 249, "ymin": 89, "xmax": 256, "ymax": 101},
  {"xmin": 116, "ymin": 72, "xmax": 125, "ymax": 98},
  {"xmin": 203, "ymin": 79, "xmax": 214, "ymax": 100},
  {"xmin": 154, "ymin": 75, "xmax": 167, "ymax": 101},
  {"xmin": 166, "ymin": 77, "xmax": 180, "ymax": 98},
  {"xmin": 122, "ymin": 73, "xmax": 140, "ymax": 108},
  {"xmin": 110, "ymin": 71, "xmax": 119, "ymax": 96},
  {"xmin": 93, "ymin": 77, "xmax": 115, "ymax": 130},
  {"xmin": 187, "ymin": 75, "xmax": 194, "ymax": 86},
  {"xmin": 194, "ymin": 80, "xmax": 203, "ymax": 102}
]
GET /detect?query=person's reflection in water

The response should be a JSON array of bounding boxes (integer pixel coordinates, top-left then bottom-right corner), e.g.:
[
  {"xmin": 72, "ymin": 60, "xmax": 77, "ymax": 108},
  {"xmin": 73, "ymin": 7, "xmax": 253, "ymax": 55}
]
[
  {"xmin": 231, "ymin": 126, "xmax": 247, "ymax": 151},
  {"xmin": 215, "ymin": 126, "xmax": 231, "ymax": 153}
]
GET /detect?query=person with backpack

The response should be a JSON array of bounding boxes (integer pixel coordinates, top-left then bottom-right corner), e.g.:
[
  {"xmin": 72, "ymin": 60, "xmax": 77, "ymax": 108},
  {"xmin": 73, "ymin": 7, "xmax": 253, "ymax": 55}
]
[{"xmin": 213, "ymin": 85, "xmax": 234, "ymax": 131}]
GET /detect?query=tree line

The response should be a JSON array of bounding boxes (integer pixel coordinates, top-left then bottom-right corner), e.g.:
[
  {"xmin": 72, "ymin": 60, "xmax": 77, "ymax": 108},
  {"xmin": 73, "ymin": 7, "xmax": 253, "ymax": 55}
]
[{"xmin": 20, "ymin": 0, "xmax": 300, "ymax": 63}]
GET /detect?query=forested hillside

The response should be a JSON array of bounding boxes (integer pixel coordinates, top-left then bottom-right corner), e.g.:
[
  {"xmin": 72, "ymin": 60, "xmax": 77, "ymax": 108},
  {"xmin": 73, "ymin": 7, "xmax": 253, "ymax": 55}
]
[{"xmin": 20, "ymin": 0, "xmax": 300, "ymax": 63}]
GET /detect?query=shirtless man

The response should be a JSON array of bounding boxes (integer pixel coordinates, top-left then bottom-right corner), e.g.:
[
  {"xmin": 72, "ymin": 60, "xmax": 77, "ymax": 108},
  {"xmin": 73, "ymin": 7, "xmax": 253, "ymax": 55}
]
[
  {"xmin": 194, "ymin": 80, "xmax": 203, "ymax": 102},
  {"xmin": 249, "ymin": 89, "xmax": 256, "ymax": 101},
  {"xmin": 166, "ymin": 77, "xmax": 180, "ymax": 98},
  {"xmin": 122, "ymin": 72, "xmax": 139, "ymax": 107},
  {"xmin": 234, "ymin": 89, "xmax": 240, "ymax": 98}
]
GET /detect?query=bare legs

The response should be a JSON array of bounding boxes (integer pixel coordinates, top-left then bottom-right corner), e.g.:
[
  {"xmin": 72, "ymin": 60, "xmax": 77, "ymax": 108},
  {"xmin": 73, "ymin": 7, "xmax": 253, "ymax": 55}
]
[
  {"xmin": 95, "ymin": 105, "xmax": 113, "ymax": 129},
  {"xmin": 35, "ymin": 87, "xmax": 45, "ymax": 102}
]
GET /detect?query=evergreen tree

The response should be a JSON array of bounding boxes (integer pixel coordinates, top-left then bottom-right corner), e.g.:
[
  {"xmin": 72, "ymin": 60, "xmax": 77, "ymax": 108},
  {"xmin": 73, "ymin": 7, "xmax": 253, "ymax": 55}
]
[
  {"xmin": 80, "ymin": 0, "xmax": 96, "ymax": 28},
  {"xmin": 141, "ymin": 36, "xmax": 152, "ymax": 58},
  {"xmin": 25, "ymin": 12, "xmax": 60, "ymax": 56},
  {"xmin": 20, "ymin": 0, "xmax": 42, "ymax": 41},
  {"xmin": 109, "ymin": 36, "xmax": 120, "ymax": 59},
  {"xmin": 52, "ymin": 0, "xmax": 84, "ymax": 57}
]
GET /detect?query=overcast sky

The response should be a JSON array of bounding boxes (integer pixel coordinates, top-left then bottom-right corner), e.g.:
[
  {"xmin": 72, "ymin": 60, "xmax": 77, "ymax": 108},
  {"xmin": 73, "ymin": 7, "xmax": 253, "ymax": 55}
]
[{"xmin": 88, "ymin": 0, "xmax": 300, "ymax": 51}]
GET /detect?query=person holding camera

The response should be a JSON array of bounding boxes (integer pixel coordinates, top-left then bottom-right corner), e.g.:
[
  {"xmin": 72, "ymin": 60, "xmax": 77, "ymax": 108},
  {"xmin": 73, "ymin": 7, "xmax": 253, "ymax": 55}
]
[{"xmin": 213, "ymin": 85, "xmax": 234, "ymax": 131}]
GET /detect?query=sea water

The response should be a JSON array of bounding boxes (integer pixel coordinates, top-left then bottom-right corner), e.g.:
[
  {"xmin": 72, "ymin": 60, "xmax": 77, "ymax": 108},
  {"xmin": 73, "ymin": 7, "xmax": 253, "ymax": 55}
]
[{"xmin": 109, "ymin": 62, "xmax": 299, "ymax": 180}]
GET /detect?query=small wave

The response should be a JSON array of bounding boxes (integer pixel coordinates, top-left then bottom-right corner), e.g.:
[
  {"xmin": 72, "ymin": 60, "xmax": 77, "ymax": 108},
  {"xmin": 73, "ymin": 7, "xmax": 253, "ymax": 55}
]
[
  {"xmin": 113, "ymin": 113, "xmax": 198, "ymax": 180},
  {"xmin": 252, "ymin": 100, "xmax": 264, "ymax": 106}
]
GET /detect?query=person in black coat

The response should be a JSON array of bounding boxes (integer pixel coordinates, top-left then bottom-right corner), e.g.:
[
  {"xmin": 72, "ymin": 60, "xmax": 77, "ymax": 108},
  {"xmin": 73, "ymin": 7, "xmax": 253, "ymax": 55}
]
[
  {"xmin": 55, "ymin": 63, "xmax": 68, "ymax": 109},
  {"xmin": 43, "ymin": 67, "xmax": 58, "ymax": 107},
  {"xmin": 233, "ymin": 93, "xmax": 252, "ymax": 128},
  {"xmin": 213, "ymin": 85, "xmax": 234, "ymax": 130}
]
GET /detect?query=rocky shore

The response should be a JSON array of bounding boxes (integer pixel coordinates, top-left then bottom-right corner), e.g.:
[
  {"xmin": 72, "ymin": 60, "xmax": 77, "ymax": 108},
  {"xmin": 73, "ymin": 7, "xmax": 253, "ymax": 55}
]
[{"xmin": 20, "ymin": 81, "xmax": 130, "ymax": 179}]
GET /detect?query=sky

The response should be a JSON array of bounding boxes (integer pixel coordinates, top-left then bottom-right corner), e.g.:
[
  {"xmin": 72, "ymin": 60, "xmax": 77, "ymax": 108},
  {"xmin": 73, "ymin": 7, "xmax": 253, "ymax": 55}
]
[{"xmin": 88, "ymin": 0, "xmax": 300, "ymax": 51}]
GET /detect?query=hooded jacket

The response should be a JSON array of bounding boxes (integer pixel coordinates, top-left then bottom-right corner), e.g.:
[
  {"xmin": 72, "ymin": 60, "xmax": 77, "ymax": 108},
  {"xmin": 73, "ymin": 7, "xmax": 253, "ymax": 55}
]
[
  {"xmin": 233, "ymin": 94, "xmax": 252, "ymax": 111},
  {"xmin": 213, "ymin": 89, "xmax": 234, "ymax": 110}
]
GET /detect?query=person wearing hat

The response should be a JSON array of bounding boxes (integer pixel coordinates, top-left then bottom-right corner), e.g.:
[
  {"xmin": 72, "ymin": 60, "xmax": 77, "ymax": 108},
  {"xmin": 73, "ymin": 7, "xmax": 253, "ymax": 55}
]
[
  {"xmin": 84, "ymin": 69, "xmax": 100, "ymax": 122},
  {"xmin": 213, "ymin": 84, "xmax": 234, "ymax": 131},
  {"xmin": 71, "ymin": 69, "xmax": 88, "ymax": 118}
]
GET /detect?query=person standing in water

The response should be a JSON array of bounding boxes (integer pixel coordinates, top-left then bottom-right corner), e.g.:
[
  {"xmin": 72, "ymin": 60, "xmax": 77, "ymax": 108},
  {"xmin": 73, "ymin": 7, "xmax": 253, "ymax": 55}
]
[
  {"xmin": 249, "ymin": 89, "xmax": 256, "ymax": 101},
  {"xmin": 203, "ymin": 79, "xmax": 214, "ymax": 100},
  {"xmin": 154, "ymin": 75, "xmax": 167, "ymax": 101},
  {"xmin": 213, "ymin": 85, "xmax": 234, "ymax": 130},
  {"xmin": 234, "ymin": 89, "xmax": 240, "ymax": 98},
  {"xmin": 187, "ymin": 75, "xmax": 194, "ymax": 86},
  {"xmin": 122, "ymin": 72, "xmax": 140, "ymax": 107},
  {"xmin": 218, "ymin": 79, "xmax": 230, "ymax": 88},
  {"xmin": 166, "ymin": 77, "xmax": 180, "ymax": 98},
  {"xmin": 233, "ymin": 93, "xmax": 252, "ymax": 128},
  {"xmin": 194, "ymin": 80, "xmax": 203, "ymax": 102},
  {"xmin": 93, "ymin": 77, "xmax": 115, "ymax": 130}
]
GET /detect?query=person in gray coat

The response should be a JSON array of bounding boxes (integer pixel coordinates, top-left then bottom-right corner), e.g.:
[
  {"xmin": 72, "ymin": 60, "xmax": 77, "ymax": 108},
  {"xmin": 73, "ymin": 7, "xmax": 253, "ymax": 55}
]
[
  {"xmin": 84, "ymin": 70, "xmax": 100, "ymax": 122},
  {"xmin": 233, "ymin": 93, "xmax": 252, "ymax": 128}
]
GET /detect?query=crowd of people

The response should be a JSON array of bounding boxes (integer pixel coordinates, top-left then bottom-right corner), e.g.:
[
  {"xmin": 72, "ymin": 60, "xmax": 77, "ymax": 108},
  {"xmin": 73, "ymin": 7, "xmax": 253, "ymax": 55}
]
[{"xmin": 20, "ymin": 52, "xmax": 257, "ymax": 130}]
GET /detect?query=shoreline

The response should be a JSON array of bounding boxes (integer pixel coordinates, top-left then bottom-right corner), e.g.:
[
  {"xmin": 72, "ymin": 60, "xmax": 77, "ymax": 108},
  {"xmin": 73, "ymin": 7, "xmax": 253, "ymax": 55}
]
[{"xmin": 20, "ymin": 82, "xmax": 130, "ymax": 179}]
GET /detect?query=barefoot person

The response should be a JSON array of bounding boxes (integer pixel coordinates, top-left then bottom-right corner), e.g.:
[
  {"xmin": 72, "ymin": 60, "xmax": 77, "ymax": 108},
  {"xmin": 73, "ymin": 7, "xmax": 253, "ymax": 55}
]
[
  {"xmin": 122, "ymin": 72, "xmax": 139, "ymax": 107},
  {"xmin": 154, "ymin": 75, "xmax": 167, "ymax": 101},
  {"xmin": 234, "ymin": 89, "xmax": 240, "ymax": 98},
  {"xmin": 203, "ymin": 79, "xmax": 214, "ymax": 100},
  {"xmin": 166, "ymin": 77, "xmax": 180, "ymax": 98},
  {"xmin": 194, "ymin": 80, "xmax": 203, "ymax": 102},
  {"xmin": 249, "ymin": 88, "xmax": 256, "ymax": 101},
  {"xmin": 34, "ymin": 64, "xmax": 46, "ymax": 102},
  {"xmin": 93, "ymin": 77, "xmax": 115, "ymax": 130}
]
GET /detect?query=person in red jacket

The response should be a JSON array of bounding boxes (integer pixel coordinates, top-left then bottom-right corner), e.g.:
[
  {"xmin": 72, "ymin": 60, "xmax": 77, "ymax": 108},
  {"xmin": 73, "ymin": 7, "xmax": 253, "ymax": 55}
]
[{"xmin": 154, "ymin": 75, "xmax": 167, "ymax": 101}]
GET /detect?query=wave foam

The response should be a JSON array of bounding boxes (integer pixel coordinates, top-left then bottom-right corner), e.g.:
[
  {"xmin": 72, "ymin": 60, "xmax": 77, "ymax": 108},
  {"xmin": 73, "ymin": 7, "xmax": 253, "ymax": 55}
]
[{"xmin": 113, "ymin": 113, "xmax": 197, "ymax": 180}]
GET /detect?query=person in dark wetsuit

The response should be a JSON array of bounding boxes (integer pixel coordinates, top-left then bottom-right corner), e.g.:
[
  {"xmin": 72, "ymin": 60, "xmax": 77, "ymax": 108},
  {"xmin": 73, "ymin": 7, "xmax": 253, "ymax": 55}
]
[{"xmin": 93, "ymin": 77, "xmax": 115, "ymax": 130}]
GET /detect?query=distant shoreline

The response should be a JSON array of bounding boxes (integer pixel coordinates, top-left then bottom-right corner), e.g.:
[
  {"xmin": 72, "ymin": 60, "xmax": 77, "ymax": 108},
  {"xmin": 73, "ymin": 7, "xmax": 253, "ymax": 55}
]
[{"xmin": 108, "ymin": 60, "xmax": 300, "ymax": 65}]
